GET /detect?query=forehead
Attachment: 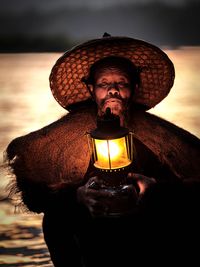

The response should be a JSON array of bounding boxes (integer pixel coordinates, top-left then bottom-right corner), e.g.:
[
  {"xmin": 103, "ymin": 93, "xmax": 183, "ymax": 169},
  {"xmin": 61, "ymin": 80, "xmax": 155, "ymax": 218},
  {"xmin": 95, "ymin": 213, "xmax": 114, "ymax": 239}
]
[{"xmin": 94, "ymin": 67, "xmax": 130, "ymax": 81}]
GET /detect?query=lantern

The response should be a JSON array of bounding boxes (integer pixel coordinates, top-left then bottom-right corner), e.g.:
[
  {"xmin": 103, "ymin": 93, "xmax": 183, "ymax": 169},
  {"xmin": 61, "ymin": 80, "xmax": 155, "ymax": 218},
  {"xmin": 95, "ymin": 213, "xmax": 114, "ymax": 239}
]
[
  {"xmin": 86, "ymin": 108, "xmax": 137, "ymax": 216},
  {"xmin": 87, "ymin": 108, "xmax": 134, "ymax": 184}
]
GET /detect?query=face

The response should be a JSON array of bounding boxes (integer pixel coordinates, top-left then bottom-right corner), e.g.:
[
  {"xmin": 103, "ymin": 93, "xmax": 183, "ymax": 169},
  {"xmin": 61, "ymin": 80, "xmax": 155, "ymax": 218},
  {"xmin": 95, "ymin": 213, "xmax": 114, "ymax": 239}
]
[{"xmin": 89, "ymin": 68, "xmax": 132, "ymax": 118}]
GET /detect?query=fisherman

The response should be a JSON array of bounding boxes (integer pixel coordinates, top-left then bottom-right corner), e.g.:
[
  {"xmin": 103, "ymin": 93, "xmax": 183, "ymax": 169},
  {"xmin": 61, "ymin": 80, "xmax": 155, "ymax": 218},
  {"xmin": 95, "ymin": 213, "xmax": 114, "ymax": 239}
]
[{"xmin": 6, "ymin": 34, "xmax": 200, "ymax": 266}]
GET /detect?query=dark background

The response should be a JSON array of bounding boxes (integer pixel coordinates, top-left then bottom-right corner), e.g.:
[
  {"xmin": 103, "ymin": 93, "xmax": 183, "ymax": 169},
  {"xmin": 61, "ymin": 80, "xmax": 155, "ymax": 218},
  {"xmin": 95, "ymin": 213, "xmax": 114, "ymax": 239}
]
[{"xmin": 0, "ymin": 0, "xmax": 200, "ymax": 52}]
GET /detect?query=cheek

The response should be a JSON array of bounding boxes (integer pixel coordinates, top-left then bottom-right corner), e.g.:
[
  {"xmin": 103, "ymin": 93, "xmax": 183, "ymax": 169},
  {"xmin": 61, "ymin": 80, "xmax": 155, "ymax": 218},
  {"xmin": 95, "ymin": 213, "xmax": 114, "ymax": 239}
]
[
  {"xmin": 94, "ymin": 89, "xmax": 106, "ymax": 104},
  {"xmin": 120, "ymin": 89, "xmax": 131, "ymax": 99}
]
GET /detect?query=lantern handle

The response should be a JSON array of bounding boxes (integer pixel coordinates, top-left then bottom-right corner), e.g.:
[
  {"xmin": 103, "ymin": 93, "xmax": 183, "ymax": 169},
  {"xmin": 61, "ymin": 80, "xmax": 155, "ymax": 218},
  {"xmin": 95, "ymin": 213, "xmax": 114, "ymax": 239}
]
[{"xmin": 128, "ymin": 131, "xmax": 137, "ymax": 163}]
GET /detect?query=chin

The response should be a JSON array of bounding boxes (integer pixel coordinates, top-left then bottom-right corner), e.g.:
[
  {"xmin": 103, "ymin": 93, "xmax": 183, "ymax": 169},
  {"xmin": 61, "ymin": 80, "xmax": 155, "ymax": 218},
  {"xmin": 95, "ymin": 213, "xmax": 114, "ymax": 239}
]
[{"xmin": 102, "ymin": 102, "xmax": 124, "ymax": 115}]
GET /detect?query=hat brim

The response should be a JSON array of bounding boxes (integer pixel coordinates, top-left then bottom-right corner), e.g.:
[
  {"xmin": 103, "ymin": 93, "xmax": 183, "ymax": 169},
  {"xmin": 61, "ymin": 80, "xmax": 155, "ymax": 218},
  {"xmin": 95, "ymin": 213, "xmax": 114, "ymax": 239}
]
[{"xmin": 49, "ymin": 36, "xmax": 175, "ymax": 110}]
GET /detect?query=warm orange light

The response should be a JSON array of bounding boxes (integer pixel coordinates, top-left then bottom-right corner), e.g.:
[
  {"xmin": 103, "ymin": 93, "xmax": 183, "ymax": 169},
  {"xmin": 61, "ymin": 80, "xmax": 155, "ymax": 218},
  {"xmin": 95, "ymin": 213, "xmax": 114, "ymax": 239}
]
[{"xmin": 93, "ymin": 136, "xmax": 131, "ymax": 170}]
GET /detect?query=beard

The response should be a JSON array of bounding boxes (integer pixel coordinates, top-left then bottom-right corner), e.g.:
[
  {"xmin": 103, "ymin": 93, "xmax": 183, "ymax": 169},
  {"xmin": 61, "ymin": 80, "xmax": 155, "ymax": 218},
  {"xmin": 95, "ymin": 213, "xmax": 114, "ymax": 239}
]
[{"xmin": 97, "ymin": 95, "xmax": 129, "ymax": 121}]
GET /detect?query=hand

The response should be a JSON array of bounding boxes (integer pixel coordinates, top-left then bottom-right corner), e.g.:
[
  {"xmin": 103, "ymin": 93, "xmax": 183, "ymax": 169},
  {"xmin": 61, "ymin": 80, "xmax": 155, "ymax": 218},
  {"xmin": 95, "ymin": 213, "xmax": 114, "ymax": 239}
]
[
  {"xmin": 77, "ymin": 176, "xmax": 138, "ymax": 217},
  {"xmin": 77, "ymin": 176, "xmax": 112, "ymax": 217},
  {"xmin": 127, "ymin": 173, "xmax": 156, "ymax": 199}
]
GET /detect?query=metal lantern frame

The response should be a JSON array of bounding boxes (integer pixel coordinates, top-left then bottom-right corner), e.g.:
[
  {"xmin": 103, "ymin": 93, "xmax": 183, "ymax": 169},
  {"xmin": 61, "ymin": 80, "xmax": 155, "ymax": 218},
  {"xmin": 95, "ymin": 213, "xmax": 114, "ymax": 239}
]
[{"xmin": 87, "ymin": 109, "xmax": 134, "ymax": 172}]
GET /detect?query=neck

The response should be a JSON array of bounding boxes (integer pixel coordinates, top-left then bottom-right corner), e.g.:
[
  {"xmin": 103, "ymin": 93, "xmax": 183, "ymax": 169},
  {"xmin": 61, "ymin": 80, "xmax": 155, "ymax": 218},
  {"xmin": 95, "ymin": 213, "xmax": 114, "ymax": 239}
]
[
  {"xmin": 119, "ymin": 114, "xmax": 126, "ymax": 126},
  {"xmin": 97, "ymin": 108, "xmax": 129, "ymax": 127}
]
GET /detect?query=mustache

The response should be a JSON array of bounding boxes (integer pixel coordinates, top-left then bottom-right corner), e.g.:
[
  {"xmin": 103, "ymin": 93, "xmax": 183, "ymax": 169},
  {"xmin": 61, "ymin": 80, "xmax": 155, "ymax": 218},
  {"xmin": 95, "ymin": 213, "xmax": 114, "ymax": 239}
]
[{"xmin": 100, "ymin": 95, "xmax": 125, "ymax": 107}]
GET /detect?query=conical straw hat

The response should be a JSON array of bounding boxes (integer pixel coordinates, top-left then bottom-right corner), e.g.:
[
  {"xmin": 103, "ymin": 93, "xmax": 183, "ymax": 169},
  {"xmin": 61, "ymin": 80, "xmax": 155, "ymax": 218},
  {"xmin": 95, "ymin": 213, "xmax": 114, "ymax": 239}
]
[{"xmin": 50, "ymin": 35, "xmax": 175, "ymax": 110}]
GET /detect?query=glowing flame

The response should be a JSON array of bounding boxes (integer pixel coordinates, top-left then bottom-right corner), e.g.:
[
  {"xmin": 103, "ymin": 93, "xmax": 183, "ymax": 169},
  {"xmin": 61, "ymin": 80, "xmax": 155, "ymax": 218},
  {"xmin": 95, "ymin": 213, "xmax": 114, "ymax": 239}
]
[
  {"xmin": 96, "ymin": 140, "xmax": 120, "ymax": 160},
  {"xmin": 94, "ymin": 137, "xmax": 131, "ymax": 169}
]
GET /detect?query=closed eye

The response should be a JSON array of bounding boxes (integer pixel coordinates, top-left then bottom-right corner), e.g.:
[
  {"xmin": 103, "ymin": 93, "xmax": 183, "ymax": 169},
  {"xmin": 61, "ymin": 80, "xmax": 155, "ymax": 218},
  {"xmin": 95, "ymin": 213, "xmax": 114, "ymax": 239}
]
[
  {"xmin": 117, "ymin": 82, "xmax": 130, "ymax": 88},
  {"xmin": 96, "ymin": 82, "xmax": 109, "ymax": 88}
]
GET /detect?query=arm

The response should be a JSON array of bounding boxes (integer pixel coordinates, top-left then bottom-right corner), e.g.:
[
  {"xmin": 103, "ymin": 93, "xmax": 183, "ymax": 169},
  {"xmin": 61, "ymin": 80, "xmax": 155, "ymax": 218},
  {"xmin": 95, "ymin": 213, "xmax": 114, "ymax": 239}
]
[
  {"xmin": 14, "ymin": 178, "xmax": 84, "ymax": 214},
  {"xmin": 129, "ymin": 174, "xmax": 200, "ymax": 222}
]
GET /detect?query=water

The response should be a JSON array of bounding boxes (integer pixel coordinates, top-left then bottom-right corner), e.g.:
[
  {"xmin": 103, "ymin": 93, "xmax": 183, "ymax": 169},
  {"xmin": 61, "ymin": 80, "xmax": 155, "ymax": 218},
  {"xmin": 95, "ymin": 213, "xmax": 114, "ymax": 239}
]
[
  {"xmin": 0, "ymin": 53, "xmax": 65, "ymax": 266},
  {"xmin": 0, "ymin": 49, "xmax": 200, "ymax": 266}
]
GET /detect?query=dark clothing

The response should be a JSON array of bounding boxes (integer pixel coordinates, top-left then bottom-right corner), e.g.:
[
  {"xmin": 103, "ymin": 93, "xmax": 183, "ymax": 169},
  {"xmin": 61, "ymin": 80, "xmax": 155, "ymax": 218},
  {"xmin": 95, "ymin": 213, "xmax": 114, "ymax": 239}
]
[
  {"xmin": 5, "ymin": 103, "xmax": 200, "ymax": 266},
  {"xmin": 42, "ymin": 138, "xmax": 200, "ymax": 267},
  {"xmin": 42, "ymin": 181, "xmax": 200, "ymax": 267}
]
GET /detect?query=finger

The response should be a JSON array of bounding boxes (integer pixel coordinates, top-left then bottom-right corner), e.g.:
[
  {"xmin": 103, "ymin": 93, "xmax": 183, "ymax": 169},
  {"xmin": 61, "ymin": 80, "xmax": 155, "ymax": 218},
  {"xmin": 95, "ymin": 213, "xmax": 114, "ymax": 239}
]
[
  {"xmin": 127, "ymin": 173, "xmax": 145, "ymax": 180},
  {"xmin": 76, "ymin": 186, "xmax": 102, "ymax": 203},
  {"xmin": 86, "ymin": 188, "xmax": 114, "ymax": 200},
  {"xmin": 127, "ymin": 173, "xmax": 156, "ymax": 194},
  {"xmin": 127, "ymin": 173, "xmax": 156, "ymax": 183},
  {"xmin": 86, "ymin": 176, "xmax": 101, "ymax": 188},
  {"xmin": 126, "ymin": 173, "xmax": 142, "ymax": 192}
]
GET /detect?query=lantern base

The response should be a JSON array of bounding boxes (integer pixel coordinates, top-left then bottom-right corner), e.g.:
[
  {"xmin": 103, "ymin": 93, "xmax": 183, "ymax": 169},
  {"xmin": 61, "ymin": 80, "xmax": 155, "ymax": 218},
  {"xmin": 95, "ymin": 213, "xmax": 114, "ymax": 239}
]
[{"xmin": 88, "ymin": 171, "xmax": 138, "ymax": 217}]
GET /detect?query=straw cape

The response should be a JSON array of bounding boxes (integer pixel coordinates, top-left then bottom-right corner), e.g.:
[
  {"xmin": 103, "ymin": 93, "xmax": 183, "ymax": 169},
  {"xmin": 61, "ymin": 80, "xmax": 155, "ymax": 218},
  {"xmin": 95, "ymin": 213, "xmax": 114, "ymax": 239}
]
[
  {"xmin": 50, "ymin": 34, "xmax": 175, "ymax": 110},
  {"xmin": 5, "ymin": 105, "xmax": 200, "ymax": 212}
]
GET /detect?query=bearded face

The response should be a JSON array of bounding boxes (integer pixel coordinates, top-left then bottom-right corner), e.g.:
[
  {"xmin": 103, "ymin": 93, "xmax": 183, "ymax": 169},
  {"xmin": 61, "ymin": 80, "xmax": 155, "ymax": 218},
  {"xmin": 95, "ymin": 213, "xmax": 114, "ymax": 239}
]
[{"xmin": 90, "ymin": 68, "xmax": 132, "ymax": 124}]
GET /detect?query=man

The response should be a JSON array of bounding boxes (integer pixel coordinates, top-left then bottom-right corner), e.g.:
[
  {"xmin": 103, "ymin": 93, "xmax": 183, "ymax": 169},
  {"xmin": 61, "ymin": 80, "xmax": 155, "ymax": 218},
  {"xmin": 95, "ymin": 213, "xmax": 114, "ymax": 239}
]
[
  {"xmin": 76, "ymin": 55, "xmax": 179, "ymax": 217},
  {"xmin": 6, "ymin": 35, "xmax": 200, "ymax": 266}
]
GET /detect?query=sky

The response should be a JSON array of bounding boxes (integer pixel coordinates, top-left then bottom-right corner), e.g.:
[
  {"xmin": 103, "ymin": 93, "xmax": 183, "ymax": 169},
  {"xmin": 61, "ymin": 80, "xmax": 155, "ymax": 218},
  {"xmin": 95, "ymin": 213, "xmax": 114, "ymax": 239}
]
[
  {"xmin": 0, "ymin": 0, "xmax": 196, "ymax": 11},
  {"xmin": 0, "ymin": 0, "xmax": 199, "ymax": 51}
]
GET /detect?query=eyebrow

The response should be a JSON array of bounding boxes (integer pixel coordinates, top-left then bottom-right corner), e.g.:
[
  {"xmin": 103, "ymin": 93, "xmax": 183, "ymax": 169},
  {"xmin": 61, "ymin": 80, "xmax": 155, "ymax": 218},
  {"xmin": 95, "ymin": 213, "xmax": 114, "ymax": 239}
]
[
  {"xmin": 97, "ymin": 76, "xmax": 129, "ymax": 82},
  {"xmin": 97, "ymin": 78, "xmax": 108, "ymax": 82}
]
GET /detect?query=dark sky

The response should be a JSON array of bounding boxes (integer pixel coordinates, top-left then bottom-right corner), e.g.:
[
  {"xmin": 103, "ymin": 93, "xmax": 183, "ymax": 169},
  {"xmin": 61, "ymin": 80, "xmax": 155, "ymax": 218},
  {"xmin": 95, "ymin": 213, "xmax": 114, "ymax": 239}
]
[
  {"xmin": 0, "ymin": 0, "xmax": 199, "ymax": 51},
  {"xmin": 0, "ymin": 0, "xmax": 194, "ymax": 10}
]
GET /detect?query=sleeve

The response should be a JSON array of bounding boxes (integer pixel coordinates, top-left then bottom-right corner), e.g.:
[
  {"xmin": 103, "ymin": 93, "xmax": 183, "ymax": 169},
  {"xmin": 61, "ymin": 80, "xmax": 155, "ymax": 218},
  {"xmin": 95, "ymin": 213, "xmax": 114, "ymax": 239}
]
[
  {"xmin": 138, "ymin": 178, "xmax": 200, "ymax": 221},
  {"xmin": 130, "ymin": 137, "xmax": 200, "ymax": 222},
  {"xmin": 12, "ymin": 177, "xmax": 81, "ymax": 214}
]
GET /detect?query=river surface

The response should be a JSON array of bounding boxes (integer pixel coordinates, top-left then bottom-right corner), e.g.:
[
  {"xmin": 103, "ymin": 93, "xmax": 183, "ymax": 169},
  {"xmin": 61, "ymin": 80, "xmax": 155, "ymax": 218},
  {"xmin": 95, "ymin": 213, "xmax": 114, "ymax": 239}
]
[{"xmin": 0, "ymin": 48, "xmax": 200, "ymax": 266}]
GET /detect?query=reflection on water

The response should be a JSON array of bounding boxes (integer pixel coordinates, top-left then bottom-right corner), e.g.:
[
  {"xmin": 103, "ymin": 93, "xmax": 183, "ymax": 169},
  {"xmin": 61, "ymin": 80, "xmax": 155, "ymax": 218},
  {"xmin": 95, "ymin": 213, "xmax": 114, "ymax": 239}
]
[
  {"xmin": 0, "ymin": 48, "xmax": 200, "ymax": 266},
  {"xmin": 0, "ymin": 202, "xmax": 52, "ymax": 266},
  {"xmin": 0, "ymin": 53, "xmax": 64, "ymax": 266}
]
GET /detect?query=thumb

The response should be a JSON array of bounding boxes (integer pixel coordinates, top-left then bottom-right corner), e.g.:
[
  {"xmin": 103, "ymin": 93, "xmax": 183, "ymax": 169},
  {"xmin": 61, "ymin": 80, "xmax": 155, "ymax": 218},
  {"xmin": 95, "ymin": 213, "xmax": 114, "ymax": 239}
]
[{"xmin": 127, "ymin": 173, "xmax": 156, "ymax": 195}]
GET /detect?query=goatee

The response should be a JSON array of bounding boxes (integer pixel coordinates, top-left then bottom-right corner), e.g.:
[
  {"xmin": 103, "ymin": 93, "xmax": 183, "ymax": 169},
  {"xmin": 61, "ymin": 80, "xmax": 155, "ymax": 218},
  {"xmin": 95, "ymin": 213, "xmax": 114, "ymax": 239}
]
[{"xmin": 98, "ymin": 96, "xmax": 129, "ymax": 125}]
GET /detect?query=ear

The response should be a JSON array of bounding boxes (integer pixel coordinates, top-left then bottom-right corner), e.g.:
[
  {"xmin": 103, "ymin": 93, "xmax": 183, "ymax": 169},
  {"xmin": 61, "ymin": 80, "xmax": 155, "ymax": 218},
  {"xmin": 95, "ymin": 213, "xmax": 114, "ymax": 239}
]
[
  {"xmin": 135, "ymin": 83, "xmax": 139, "ymax": 91},
  {"xmin": 132, "ymin": 83, "xmax": 139, "ymax": 96},
  {"xmin": 129, "ymin": 83, "xmax": 138, "ymax": 103},
  {"xmin": 87, "ymin": 84, "xmax": 95, "ymax": 98}
]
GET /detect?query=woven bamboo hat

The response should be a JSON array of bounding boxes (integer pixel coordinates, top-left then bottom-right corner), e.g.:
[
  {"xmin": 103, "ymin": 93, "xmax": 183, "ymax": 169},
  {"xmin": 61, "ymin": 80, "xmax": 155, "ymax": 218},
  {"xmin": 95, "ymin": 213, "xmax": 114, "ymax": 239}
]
[{"xmin": 49, "ymin": 34, "xmax": 175, "ymax": 110}]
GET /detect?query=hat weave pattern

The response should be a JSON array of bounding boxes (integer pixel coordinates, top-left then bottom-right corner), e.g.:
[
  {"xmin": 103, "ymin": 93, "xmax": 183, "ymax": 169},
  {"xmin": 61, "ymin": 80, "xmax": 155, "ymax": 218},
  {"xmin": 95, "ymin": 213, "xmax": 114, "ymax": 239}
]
[{"xmin": 49, "ymin": 37, "xmax": 175, "ymax": 110}]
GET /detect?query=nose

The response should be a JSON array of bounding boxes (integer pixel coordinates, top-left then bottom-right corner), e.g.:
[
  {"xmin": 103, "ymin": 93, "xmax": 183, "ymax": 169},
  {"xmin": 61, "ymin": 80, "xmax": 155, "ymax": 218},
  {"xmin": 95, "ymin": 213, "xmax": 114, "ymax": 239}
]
[{"xmin": 107, "ymin": 84, "xmax": 119, "ymax": 96}]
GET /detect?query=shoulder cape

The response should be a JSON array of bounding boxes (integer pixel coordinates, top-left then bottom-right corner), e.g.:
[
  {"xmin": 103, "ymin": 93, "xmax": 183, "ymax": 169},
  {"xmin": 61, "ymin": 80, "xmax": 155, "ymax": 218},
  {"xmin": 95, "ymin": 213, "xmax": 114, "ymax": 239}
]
[{"xmin": 5, "ymin": 105, "xmax": 200, "ymax": 211}]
